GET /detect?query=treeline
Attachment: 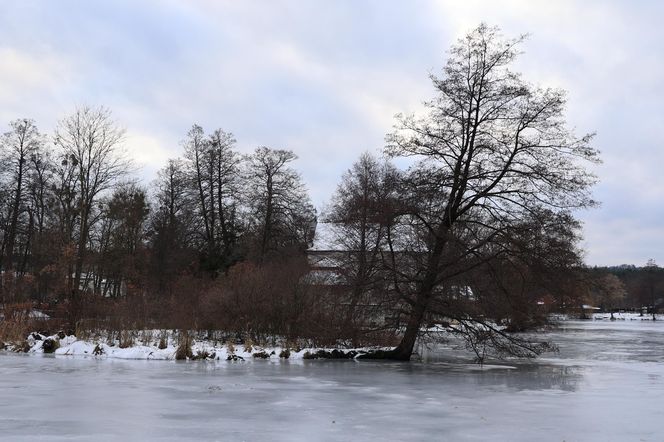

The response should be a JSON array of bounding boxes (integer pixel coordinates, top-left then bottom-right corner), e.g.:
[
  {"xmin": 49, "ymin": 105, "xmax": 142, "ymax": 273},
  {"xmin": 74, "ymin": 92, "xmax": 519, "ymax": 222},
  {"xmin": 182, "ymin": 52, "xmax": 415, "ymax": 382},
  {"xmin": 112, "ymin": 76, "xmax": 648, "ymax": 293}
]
[
  {"xmin": 2, "ymin": 26, "xmax": 609, "ymax": 360},
  {"xmin": 587, "ymin": 262, "xmax": 664, "ymax": 311},
  {"xmin": 0, "ymin": 105, "xmax": 590, "ymax": 352},
  {"xmin": 0, "ymin": 107, "xmax": 330, "ymax": 340}
]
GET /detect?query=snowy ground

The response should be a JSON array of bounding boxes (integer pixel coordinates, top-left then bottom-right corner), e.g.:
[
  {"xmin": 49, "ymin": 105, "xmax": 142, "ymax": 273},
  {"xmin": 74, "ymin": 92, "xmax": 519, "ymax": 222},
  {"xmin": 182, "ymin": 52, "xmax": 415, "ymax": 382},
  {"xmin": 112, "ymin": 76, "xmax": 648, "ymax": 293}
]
[
  {"xmin": 4, "ymin": 331, "xmax": 380, "ymax": 361},
  {"xmin": 1, "ymin": 316, "xmax": 664, "ymax": 441}
]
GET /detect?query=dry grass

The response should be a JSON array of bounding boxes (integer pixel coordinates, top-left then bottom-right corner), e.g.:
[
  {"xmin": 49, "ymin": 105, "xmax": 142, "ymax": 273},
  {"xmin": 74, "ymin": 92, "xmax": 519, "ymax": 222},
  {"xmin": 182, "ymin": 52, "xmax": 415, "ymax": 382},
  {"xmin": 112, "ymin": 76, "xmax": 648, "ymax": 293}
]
[
  {"xmin": 118, "ymin": 330, "xmax": 135, "ymax": 348},
  {"xmin": 0, "ymin": 303, "xmax": 34, "ymax": 345},
  {"xmin": 158, "ymin": 331, "xmax": 168, "ymax": 349},
  {"xmin": 175, "ymin": 330, "xmax": 193, "ymax": 360},
  {"xmin": 140, "ymin": 329, "xmax": 154, "ymax": 346}
]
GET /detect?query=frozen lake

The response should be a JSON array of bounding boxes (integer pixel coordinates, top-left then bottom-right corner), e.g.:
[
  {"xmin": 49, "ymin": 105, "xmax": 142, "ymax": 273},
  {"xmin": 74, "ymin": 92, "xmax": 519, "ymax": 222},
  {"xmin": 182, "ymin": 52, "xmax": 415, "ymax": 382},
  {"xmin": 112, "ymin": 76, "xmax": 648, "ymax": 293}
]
[{"xmin": 2, "ymin": 319, "xmax": 664, "ymax": 441}]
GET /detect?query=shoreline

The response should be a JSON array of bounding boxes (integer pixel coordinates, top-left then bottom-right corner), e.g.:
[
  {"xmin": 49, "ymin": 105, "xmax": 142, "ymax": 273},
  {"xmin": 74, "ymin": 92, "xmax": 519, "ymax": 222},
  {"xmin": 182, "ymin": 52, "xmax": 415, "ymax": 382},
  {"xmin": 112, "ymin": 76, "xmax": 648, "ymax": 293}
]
[
  {"xmin": 1, "ymin": 331, "xmax": 386, "ymax": 362},
  {"xmin": 3, "ymin": 312, "xmax": 662, "ymax": 362}
]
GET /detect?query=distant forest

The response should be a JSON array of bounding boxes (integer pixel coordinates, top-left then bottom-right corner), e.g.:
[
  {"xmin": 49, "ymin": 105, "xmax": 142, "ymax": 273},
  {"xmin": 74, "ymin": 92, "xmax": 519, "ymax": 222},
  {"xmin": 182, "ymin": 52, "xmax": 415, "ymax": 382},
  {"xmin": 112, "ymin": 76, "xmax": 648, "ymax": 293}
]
[{"xmin": 589, "ymin": 264, "xmax": 664, "ymax": 311}]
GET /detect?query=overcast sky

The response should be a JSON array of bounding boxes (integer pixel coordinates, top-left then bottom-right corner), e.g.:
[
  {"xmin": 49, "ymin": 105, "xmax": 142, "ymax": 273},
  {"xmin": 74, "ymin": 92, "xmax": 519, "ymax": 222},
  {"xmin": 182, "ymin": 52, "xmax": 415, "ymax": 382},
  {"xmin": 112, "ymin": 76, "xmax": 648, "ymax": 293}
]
[{"xmin": 0, "ymin": 0, "xmax": 662, "ymax": 266}]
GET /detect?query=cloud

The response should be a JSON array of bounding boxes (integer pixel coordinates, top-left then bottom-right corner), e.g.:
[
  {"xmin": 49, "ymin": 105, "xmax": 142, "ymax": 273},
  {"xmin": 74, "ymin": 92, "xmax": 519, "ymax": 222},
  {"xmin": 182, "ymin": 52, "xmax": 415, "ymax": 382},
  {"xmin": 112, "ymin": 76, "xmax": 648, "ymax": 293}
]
[
  {"xmin": 0, "ymin": 47, "xmax": 77, "ymax": 125},
  {"xmin": 0, "ymin": 0, "xmax": 662, "ymax": 265}
]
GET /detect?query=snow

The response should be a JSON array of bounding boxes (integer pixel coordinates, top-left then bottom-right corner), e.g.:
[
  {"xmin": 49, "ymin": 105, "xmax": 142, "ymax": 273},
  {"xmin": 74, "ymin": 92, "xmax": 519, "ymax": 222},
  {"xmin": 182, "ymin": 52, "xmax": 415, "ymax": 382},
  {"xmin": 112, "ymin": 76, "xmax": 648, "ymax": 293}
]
[
  {"xmin": 8, "ymin": 331, "xmax": 383, "ymax": 362},
  {"xmin": 309, "ymin": 222, "xmax": 337, "ymax": 251},
  {"xmin": 1, "ymin": 318, "xmax": 664, "ymax": 441}
]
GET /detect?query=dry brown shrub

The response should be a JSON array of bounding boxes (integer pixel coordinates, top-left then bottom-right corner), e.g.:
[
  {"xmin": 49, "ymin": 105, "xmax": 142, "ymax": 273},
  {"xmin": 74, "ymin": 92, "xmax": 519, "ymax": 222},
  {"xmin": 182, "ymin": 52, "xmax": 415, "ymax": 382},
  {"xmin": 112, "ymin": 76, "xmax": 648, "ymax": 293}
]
[
  {"xmin": 175, "ymin": 329, "xmax": 193, "ymax": 360},
  {"xmin": 0, "ymin": 303, "xmax": 34, "ymax": 343},
  {"xmin": 158, "ymin": 331, "xmax": 168, "ymax": 349},
  {"xmin": 118, "ymin": 330, "xmax": 134, "ymax": 348}
]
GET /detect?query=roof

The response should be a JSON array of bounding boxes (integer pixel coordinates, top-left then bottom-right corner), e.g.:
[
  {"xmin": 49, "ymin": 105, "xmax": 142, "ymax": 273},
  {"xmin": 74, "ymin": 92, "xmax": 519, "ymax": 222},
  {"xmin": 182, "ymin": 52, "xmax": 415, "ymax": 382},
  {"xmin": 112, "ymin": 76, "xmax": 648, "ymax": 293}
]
[{"xmin": 309, "ymin": 222, "xmax": 338, "ymax": 251}]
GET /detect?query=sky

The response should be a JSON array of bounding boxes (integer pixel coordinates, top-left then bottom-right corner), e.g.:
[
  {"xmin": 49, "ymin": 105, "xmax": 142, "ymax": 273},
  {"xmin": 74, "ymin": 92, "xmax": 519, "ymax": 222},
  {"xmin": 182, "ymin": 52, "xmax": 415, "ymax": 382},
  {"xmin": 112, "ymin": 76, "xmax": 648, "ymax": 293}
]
[{"xmin": 0, "ymin": 0, "xmax": 662, "ymax": 266}]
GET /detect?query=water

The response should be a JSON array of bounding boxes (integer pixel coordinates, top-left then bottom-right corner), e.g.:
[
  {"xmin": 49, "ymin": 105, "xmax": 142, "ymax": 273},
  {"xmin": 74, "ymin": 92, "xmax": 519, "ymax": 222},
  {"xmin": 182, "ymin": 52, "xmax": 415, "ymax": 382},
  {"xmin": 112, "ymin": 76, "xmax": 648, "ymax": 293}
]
[{"xmin": 1, "ymin": 319, "xmax": 664, "ymax": 441}]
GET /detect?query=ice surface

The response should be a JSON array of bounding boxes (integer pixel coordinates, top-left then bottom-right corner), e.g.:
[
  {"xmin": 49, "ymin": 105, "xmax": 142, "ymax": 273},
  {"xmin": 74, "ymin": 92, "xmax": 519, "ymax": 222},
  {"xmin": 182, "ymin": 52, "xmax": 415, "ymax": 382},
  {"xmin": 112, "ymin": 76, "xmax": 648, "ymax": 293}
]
[{"xmin": 2, "ymin": 319, "xmax": 664, "ymax": 441}]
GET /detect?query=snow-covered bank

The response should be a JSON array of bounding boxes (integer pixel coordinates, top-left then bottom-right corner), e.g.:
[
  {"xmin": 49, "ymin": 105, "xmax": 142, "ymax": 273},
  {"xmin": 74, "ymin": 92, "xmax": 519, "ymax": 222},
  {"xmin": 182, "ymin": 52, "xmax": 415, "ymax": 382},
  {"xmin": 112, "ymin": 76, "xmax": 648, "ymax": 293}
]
[
  {"xmin": 4, "ymin": 313, "xmax": 662, "ymax": 363},
  {"xmin": 588, "ymin": 311, "xmax": 664, "ymax": 321},
  {"xmin": 3, "ymin": 331, "xmax": 385, "ymax": 362}
]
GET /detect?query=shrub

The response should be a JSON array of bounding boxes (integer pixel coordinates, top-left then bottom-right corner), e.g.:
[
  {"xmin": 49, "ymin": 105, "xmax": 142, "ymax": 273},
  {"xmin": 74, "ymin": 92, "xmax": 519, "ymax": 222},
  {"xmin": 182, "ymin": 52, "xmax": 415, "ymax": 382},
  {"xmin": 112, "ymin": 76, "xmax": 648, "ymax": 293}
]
[
  {"xmin": 119, "ymin": 330, "xmax": 134, "ymax": 349},
  {"xmin": 0, "ymin": 303, "xmax": 33, "ymax": 344},
  {"xmin": 141, "ymin": 329, "xmax": 154, "ymax": 345},
  {"xmin": 158, "ymin": 332, "xmax": 168, "ymax": 349}
]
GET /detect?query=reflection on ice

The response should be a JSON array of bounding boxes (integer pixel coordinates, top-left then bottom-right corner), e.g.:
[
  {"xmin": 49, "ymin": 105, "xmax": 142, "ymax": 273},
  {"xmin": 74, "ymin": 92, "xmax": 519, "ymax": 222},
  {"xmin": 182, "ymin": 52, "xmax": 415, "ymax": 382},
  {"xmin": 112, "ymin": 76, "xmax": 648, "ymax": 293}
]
[{"xmin": 1, "ymin": 319, "xmax": 664, "ymax": 441}]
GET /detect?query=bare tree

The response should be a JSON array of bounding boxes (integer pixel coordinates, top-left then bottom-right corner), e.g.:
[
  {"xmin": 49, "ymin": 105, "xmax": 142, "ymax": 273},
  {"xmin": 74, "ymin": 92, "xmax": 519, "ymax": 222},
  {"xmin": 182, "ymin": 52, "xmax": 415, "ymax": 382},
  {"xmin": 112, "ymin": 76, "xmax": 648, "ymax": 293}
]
[
  {"xmin": 94, "ymin": 183, "xmax": 149, "ymax": 297},
  {"xmin": 466, "ymin": 209, "xmax": 586, "ymax": 330},
  {"xmin": 0, "ymin": 119, "xmax": 46, "ymax": 303},
  {"xmin": 645, "ymin": 259, "xmax": 659, "ymax": 320},
  {"xmin": 323, "ymin": 152, "xmax": 400, "ymax": 340},
  {"xmin": 53, "ymin": 106, "xmax": 130, "ymax": 299},
  {"xmin": 209, "ymin": 128, "xmax": 241, "ymax": 256},
  {"xmin": 590, "ymin": 273, "xmax": 626, "ymax": 320},
  {"xmin": 49, "ymin": 149, "xmax": 80, "ymax": 297},
  {"xmin": 149, "ymin": 158, "xmax": 197, "ymax": 293},
  {"xmin": 244, "ymin": 147, "xmax": 316, "ymax": 260},
  {"xmin": 0, "ymin": 119, "xmax": 44, "ymax": 275},
  {"xmin": 183, "ymin": 125, "xmax": 242, "ymax": 271},
  {"xmin": 377, "ymin": 24, "xmax": 599, "ymax": 360},
  {"xmin": 25, "ymin": 145, "xmax": 55, "ymax": 298}
]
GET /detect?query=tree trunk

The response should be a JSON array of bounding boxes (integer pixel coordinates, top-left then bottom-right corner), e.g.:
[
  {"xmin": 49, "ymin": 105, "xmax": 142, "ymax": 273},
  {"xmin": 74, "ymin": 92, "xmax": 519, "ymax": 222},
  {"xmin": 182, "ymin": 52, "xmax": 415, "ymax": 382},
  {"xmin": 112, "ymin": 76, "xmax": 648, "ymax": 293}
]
[
  {"xmin": 362, "ymin": 229, "xmax": 448, "ymax": 361},
  {"xmin": 19, "ymin": 209, "xmax": 34, "ymax": 276},
  {"xmin": 4, "ymin": 153, "xmax": 26, "ymax": 273},
  {"xmin": 73, "ymin": 205, "xmax": 91, "ymax": 298},
  {"xmin": 260, "ymin": 177, "xmax": 274, "ymax": 259},
  {"xmin": 390, "ymin": 298, "xmax": 429, "ymax": 360},
  {"xmin": 208, "ymin": 158, "xmax": 216, "ymax": 256}
]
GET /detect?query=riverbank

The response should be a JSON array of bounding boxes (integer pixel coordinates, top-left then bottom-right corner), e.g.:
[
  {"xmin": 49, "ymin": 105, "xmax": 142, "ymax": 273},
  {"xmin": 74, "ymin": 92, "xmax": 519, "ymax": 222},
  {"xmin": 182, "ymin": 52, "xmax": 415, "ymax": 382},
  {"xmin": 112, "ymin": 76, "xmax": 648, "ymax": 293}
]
[
  {"xmin": 3, "ymin": 312, "xmax": 662, "ymax": 362},
  {"xmin": 1, "ymin": 330, "xmax": 385, "ymax": 361}
]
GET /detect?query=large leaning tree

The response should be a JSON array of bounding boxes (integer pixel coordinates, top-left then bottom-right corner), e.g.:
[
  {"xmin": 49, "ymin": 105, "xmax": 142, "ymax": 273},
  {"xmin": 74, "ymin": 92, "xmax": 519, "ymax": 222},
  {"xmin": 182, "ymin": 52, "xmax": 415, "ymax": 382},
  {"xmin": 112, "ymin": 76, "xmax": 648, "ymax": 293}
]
[{"xmin": 378, "ymin": 24, "xmax": 599, "ymax": 360}]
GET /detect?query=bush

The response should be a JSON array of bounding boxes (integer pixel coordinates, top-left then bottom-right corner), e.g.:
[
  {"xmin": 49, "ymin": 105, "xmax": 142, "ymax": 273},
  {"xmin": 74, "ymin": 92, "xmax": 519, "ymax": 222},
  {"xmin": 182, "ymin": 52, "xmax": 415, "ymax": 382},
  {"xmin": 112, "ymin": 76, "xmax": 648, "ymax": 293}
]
[{"xmin": 119, "ymin": 330, "xmax": 134, "ymax": 348}]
